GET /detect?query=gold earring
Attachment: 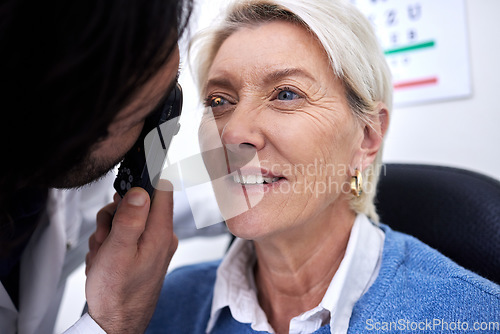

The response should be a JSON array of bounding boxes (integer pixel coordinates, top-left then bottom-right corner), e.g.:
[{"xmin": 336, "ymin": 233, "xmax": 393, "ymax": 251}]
[{"xmin": 350, "ymin": 169, "xmax": 363, "ymax": 197}]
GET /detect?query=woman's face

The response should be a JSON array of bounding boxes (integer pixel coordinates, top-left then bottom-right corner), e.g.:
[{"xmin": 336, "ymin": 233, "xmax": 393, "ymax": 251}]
[{"xmin": 199, "ymin": 21, "xmax": 368, "ymax": 240}]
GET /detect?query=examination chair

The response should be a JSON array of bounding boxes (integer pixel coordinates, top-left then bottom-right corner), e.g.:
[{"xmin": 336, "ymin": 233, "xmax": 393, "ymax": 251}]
[{"xmin": 376, "ymin": 163, "xmax": 500, "ymax": 284}]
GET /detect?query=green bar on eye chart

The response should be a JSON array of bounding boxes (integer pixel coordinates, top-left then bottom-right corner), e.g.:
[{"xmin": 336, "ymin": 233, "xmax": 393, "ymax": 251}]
[{"xmin": 385, "ymin": 40, "xmax": 436, "ymax": 55}]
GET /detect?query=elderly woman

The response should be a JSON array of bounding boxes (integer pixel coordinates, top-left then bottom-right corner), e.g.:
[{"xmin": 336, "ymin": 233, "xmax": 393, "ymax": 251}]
[{"xmin": 147, "ymin": 0, "xmax": 499, "ymax": 333}]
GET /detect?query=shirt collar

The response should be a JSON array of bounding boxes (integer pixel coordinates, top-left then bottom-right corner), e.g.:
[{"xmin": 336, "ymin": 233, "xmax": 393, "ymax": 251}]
[{"xmin": 207, "ymin": 214, "xmax": 384, "ymax": 334}]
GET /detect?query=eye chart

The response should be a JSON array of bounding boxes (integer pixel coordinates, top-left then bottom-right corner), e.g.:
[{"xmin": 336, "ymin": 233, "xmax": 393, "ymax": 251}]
[{"xmin": 351, "ymin": 0, "xmax": 472, "ymax": 107}]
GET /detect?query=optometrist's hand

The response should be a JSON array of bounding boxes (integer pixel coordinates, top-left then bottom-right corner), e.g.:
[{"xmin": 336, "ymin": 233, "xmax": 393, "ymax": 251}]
[{"xmin": 85, "ymin": 185, "xmax": 177, "ymax": 333}]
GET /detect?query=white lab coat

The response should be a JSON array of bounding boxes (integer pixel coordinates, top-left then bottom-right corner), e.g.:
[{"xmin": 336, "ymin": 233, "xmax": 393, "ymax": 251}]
[
  {"xmin": 0, "ymin": 174, "xmax": 114, "ymax": 334},
  {"xmin": 0, "ymin": 168, "xmax": 227, "ymax": 333}
]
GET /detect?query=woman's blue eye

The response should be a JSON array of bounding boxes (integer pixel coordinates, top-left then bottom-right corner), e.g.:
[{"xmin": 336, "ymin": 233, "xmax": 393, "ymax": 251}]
[{"xmin": 277, "ymin": 90, "xmax": 298, "ymax": 101}]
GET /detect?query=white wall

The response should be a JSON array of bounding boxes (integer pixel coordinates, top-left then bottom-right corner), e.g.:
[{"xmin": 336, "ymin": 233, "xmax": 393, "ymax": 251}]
[{"xmin": 379, "ymin": 0, "xmax": 500, "ymax": 180}]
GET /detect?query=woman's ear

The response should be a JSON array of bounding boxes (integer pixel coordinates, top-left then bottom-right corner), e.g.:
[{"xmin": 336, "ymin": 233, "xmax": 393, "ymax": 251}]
[{"xmin": 353, "ymin": 103, "xmax": 390, "ymax": 170}]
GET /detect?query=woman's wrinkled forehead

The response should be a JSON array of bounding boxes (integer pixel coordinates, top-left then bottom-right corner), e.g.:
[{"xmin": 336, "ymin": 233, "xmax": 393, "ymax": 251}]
[
  {"xmin": 203, "ymin": 20, "xmax": 349, "ymax": 118},
  {"xmin": 195, "ymin": 2, "xmax": 311, "ymax": 89},
  {"xmin": 203, "ymin": 19, "xmax": 331, "ymax": 92}
]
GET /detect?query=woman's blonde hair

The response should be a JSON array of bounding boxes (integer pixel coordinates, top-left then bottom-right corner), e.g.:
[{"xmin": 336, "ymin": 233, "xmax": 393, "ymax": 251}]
[{"xmin": 190, "ymin": 0, "xmax": 392, "ymax": 222}]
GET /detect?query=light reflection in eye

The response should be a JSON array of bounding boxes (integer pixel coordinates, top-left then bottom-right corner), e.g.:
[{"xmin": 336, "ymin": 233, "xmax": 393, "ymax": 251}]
[{"xmin": 211, "ymin": 96, "xmax": 226, "ymax": 108}]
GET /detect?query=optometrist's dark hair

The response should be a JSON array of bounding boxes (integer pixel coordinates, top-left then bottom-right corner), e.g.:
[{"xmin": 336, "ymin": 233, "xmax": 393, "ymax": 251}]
[{"xmin": 0, "ymin": 0, "xmax": 193, "ymax": 205}]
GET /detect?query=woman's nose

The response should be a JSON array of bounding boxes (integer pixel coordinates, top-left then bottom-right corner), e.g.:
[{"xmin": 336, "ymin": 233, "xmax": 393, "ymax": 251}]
[
  {"xmin": 220, "ymin": 105, "xmax": 265, "ymax": 168},
  {"xmin": 220, "ymin": 106, "xmax": 265, "ymax": 153}
]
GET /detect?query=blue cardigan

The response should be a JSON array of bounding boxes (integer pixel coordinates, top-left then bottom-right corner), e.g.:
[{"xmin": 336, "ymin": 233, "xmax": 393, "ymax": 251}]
[{"xmin": 147, "ymin": 225, "xmax": 500, "ymax": 333}]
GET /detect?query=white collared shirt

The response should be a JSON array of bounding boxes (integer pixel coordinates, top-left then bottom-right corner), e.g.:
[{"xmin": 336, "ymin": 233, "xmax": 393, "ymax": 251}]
[
  {"xmin": 206, "ymin": 214, "xmax": 385, "ymax": 334},
  {"xmin": 0, "ymin": 175, "xmax": 114, "ymax": 334}
]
